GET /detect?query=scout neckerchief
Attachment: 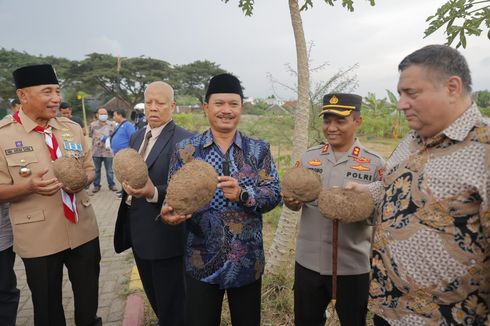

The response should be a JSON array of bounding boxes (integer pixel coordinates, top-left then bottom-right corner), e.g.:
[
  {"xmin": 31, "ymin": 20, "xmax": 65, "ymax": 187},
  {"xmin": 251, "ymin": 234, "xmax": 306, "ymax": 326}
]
[{"xmin": 13, "ymin": 112, "xmax": 79, "ymax": 223}]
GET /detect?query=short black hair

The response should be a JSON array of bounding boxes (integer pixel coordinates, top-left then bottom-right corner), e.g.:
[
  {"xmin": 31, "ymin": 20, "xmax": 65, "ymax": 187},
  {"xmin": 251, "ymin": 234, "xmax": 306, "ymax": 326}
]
[
  {"xmin": 59, "ymin": 102, "xmax": 72, "ymax": 110},
  {"xmin": 10, "ymin": 99, "xmax": 20, "ymax": 106},
  {"xmin": 398, "ymin": 44, "xmax": 472, "ymax": 93},
  {"xmin": 113, "ymin": 108, "xmax": 126, "ymax": 118}
]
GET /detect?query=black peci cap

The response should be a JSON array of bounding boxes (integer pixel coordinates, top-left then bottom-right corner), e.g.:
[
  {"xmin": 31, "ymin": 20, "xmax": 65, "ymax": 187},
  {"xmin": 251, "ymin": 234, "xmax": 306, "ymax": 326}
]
[
  {"xmin": 205, "ymin": 73, "xmax": 243, "ymax": 101},
  {"xmin": 13, "ymin": 64, "xmax": 59, "ymax": 90}
]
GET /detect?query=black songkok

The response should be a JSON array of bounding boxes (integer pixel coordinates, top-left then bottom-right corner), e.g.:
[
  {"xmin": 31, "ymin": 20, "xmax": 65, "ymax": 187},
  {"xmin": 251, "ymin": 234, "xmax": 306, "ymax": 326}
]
[
  {"xmin": 13, "ymin": 64, "xmax": 59, "ymax": 89},
  {"xmin": 205, "ymin": 73, "xmax": 243, "ymax": 101}
]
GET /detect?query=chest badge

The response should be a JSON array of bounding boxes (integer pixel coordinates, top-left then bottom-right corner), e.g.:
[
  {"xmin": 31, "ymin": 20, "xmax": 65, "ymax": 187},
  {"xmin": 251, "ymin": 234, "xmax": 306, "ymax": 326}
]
[
  {"xmin": 354, "ymin": 156, "xmax": 370, "ymax": 163},
  {"xmin": 19, "ymin": 159, "xmax": 31, "ymax": 177},
  {"xmin": 351, "ymin": 165, "xmax": 370, "ymax": 171},
  {"xmin": 308, "ymin": 160, "xmax": 322, "ymax": 166}
]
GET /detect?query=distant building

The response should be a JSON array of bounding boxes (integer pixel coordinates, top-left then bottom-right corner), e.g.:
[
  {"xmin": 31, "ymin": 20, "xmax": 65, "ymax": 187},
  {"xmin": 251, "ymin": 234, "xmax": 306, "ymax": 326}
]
[
  {"xmin": 282, "ymin": 100, "xmax": 298, "ymax": 111},
  {"xmin": 267, "ymin": 104, "xmax": 289, "ymax": 115},
  {"xmin": 176, "ymin": 104, "xmax": 201, "ymax": 114},
  {"xmin": 103, "ymin": 97, "xmax": 132, "ymax": 114},
  {"xmin": 243, "ymin": 97, "xmax": 256, "ymax": 105},
  {"xmin": 264, "ymin": 98, "xmax": 284, "ymax": 106}
]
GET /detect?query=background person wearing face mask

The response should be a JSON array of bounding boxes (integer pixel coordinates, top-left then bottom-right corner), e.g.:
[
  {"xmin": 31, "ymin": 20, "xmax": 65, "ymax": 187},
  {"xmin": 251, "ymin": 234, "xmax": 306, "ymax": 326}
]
[{"xmin": 89, "ymin": 107, "xmax": 117, "ymax": 193}]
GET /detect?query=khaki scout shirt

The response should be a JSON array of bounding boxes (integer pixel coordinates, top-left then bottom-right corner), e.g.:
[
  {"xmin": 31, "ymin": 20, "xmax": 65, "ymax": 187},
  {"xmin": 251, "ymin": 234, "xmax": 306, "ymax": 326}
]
[
  {"xmin": 296, "ymin": 139, "xmax": 384, "ymax": 275},
  {"xmin": 0, "ymin": 110, "xmax": 99, "ymax": 258}
]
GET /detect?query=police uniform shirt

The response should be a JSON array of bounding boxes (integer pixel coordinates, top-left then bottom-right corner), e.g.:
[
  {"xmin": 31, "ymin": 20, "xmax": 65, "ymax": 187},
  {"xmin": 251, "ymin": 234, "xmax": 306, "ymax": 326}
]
[
  {"xmin": 295, "ymin": 139, "xmax": 384, "ymax": 275},
  {"xmin": 0, "ymin": 110, "xmax": 99, "ymax": 258}
]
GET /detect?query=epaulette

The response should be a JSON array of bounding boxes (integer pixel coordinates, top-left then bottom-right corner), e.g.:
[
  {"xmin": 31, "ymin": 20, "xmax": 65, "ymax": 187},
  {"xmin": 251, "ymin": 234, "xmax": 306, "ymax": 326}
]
[
  {"xmin": 57, "ymin": 116, "xmax": 78, "ymax": 126},
  {"xmin": 362, "ymin": 147, "xmax": 384, "ymax": 160},
  {"xmin": 0, "ymin": 116, "xmax": 15, "ymax": 129},
  {"xmin": 305, "ymin": 144, "xmax": 324, "ymax": 153}
]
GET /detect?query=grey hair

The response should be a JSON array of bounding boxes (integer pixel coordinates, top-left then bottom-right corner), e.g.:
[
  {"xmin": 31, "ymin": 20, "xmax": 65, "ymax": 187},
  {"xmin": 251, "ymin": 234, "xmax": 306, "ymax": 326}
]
[{"xmin": 398, "ymin": 44, "xmax": 472, "ymax": 93}]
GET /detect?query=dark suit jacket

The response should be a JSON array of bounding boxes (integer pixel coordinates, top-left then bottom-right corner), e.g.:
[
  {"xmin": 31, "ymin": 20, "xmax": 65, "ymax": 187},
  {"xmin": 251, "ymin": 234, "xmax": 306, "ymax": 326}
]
[{"xmin": 114, "ymin": 120, "xmax": 192, "ymax": 260}]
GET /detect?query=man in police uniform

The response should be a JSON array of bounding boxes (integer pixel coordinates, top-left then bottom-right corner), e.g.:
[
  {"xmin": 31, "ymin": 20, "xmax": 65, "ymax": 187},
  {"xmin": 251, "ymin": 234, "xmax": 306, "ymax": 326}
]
[
  {"xmin": 283, "ymin": 93, "xmax": 384, "ymax": 326},
  {"xmin": 0, "ymin": 64, "xmax": 101, "ymax": 326}
]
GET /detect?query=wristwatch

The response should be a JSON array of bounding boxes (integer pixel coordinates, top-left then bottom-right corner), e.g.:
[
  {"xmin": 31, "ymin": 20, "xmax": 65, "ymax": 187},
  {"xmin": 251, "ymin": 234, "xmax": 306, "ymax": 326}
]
[{"xmin": 239, "ymin": 188, "xmax": 250, "ymax": 204}]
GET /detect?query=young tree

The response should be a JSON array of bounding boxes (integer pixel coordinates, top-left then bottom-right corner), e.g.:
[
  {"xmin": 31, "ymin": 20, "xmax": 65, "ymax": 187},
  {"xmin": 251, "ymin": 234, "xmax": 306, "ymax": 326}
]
[{"xmin": 222, "ymin": 0, "xmax": 375, "ymax": 273}]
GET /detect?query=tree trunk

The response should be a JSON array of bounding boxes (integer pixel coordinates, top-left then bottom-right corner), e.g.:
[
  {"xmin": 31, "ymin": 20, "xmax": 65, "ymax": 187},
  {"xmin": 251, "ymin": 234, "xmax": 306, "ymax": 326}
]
[{"xmin": 266, "ymin": 0, "xmax": 310, "ymax": 274}]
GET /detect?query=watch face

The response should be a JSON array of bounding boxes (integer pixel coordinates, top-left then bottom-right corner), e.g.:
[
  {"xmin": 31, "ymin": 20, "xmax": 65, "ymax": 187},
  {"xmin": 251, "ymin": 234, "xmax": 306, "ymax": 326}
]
[{"xmin": 240, "ymin": 190, "xmax": 250, "ymax": 202}]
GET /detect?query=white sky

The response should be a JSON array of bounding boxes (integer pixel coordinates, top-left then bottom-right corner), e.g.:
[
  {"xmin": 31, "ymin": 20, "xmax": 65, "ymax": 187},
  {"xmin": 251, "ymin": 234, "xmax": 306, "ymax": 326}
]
[{"xmin": 0, "ymin": 0, "xmax": 488, "ymax": 100}]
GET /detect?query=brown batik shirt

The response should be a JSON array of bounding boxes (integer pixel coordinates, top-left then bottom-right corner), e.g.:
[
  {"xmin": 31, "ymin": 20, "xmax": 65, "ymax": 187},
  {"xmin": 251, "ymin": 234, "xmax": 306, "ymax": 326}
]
[{"xmin": 367, "ymin": 104, "xmax": 490, "ymax": 325}]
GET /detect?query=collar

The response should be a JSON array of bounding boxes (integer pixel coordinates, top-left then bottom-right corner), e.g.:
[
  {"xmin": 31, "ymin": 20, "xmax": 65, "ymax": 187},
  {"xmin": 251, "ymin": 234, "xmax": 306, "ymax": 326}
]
[
  {"xmin": 202, "ymin": 129, "xmax": 243, "ymax": 149},
  {"xmin": 18, "ymin": 109, "xmax": 64, "ymax": 133},
  {"xmin": 413, "ymin": 103, "xmax": 481, "ymax": 147},
  {"xmin": 320, "ymin": 138, "xmax": 362, "ymax": 156},
  {"xmin": 145, "ymin": 119, "xmax": 172, "ymax": 139}
]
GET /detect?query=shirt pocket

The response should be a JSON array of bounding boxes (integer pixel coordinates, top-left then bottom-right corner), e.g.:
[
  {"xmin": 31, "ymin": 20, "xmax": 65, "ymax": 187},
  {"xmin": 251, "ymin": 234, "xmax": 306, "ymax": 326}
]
[
  {"xmin": 5, "ymin": 152, "xmax": 39, "ymax": 169},
  {"xmin": 11, "ymin": 209, "xmax": 45, "ymax": 225}
]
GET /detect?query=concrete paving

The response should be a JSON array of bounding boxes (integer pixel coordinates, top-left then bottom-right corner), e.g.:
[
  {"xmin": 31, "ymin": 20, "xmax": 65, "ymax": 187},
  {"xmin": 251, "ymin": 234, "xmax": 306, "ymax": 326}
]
[{"xmin": 14, "ymin": 186, "xmax": 134, "ymax": 326}]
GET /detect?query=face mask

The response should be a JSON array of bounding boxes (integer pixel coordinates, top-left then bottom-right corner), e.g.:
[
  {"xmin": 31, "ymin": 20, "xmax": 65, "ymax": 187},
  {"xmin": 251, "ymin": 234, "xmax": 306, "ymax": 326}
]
[{"xmin": 98, "ymin": 114, "xmax": 108, "ymax": 122}]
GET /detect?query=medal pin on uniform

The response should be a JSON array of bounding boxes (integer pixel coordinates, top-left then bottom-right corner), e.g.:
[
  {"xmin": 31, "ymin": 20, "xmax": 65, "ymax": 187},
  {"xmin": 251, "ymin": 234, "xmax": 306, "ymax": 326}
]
[{"xmin": 19, "ymin": 159, "xmax": 31, "ymax": 177}]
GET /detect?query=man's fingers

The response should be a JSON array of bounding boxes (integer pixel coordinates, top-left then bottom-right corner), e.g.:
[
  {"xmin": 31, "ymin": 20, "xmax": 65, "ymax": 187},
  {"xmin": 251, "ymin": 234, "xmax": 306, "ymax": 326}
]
[
  {"xmin": 35, "ymin": 168, "xmax": 50, "ymax": 178},
  {"xmin": 36, "ymin": 177, "xmax": 59, "ymax": 187},
  {"xmin": 38, "ymin": 183, "xmax": 62, "ymax": 195}
]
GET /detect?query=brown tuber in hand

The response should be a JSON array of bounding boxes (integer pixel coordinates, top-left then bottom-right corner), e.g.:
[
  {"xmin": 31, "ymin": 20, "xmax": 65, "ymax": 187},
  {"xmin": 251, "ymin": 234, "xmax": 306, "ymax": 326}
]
[
  {"xmin": 113, "ymin": 148, "xmax": 149, "ymax": 189},
  {"xmin": 282, "ymin": 167, "xmax": 322, "ymax": 202},
  {"xmin": 318, "ymin": 187, "xmax": 374, "ymax": 223},
  {"xmin": 165, "ymin": 160, "xmax": 218, "ymax": 215}
]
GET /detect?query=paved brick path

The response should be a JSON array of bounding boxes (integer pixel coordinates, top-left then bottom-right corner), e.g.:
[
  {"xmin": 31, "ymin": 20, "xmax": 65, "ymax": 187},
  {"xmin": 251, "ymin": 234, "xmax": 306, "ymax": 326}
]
[{"xmin": 14, "ymin": 186, "xmax": 133, "ymax": 326}]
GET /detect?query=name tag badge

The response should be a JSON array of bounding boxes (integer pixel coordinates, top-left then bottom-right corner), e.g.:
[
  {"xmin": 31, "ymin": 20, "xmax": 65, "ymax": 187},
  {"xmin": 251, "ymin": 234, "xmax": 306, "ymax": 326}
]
[{"xmin": 5, "ymin": 146, "xmax": 34, "ymax": 155}]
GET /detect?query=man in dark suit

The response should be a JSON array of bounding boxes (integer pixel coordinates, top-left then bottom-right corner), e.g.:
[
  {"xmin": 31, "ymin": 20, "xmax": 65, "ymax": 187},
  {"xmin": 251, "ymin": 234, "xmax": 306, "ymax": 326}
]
[{"xmin": 114, "ymin": 81, "xmax": 191, "ymax": 326}]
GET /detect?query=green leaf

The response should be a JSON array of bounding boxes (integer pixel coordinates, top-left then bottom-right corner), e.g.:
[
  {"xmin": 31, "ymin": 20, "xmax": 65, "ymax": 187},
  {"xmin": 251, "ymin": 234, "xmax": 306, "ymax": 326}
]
[{"xmin": 460, "ymin": 30, "xmax": 467, "ymax": 48}]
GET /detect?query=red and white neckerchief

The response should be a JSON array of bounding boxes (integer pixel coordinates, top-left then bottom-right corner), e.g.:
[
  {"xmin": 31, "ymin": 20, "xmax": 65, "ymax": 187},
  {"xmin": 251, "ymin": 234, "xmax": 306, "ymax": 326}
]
[{"xmin": 13, "ymin": 112, "xmax": 79, "ymax": 223}]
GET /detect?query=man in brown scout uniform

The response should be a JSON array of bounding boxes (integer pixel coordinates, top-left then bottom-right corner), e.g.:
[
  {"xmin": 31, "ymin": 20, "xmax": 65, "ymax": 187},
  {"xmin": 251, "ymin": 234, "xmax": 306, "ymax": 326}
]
[
  {"xmin": 283, "ymin": 93, "xmax": 384, "ymax": 326},
  {"xmin": 0, "ymin": 64, "xmax": 101, "ymax": 326}
]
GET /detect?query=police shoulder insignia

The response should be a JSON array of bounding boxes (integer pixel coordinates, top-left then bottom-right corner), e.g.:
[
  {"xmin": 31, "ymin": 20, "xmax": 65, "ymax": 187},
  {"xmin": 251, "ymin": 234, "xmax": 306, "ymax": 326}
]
[
  {"xmin": 321, "ymin": 144, "xmax": 329, "ymax": 153},
  {"xmin": 351, "ymin": 165, "xmax": 370, "ymax": 171},
  {"xmin": 352, "ymin": 146, "xmax": 360, "ymax": 157},
  {"xmin": 308, "ymin": 160, "xmax": 322, "ymax": 166}
]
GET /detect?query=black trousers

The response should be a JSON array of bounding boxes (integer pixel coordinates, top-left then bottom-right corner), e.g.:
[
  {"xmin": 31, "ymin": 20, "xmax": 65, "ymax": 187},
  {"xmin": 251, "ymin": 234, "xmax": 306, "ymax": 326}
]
[
  {"xmin": 373, "ymin": 315, "xmax": 391, "ymax": 325},
  {"xmin": 294, "ymin": 262, "xmax": 369, "ymax": 326},
  {"xmin": 185, "ymin": 274, "xmax": 262, "ymax": 326},
  {"xmin": 22, "ymin": 237, "xmax": 101, "ymax": 326},
  {"xmin": 0, "ymin": 246, "xmax": 20, "ymax": 326},
  {"xmin": 133, "ymin": 253, "xmax": 185, "ymax": 326}
]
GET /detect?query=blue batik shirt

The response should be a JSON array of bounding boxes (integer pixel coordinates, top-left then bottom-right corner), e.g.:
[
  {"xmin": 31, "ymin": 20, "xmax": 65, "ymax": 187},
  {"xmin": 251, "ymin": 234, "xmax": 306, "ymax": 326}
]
[{"xmin": 169, "ymin": 129, "xmax": 281, "ymax": 289}]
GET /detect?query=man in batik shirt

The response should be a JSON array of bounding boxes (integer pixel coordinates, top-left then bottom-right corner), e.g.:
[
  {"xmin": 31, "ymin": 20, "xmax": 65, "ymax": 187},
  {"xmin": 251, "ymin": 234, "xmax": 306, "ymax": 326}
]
[
  {"xmin": 161, "ymin": 73, "xmax": 281, "ymax": 326},
  {"xmin": 350, "ymin": 45, "xmax": 490, "ymax": 325}
]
